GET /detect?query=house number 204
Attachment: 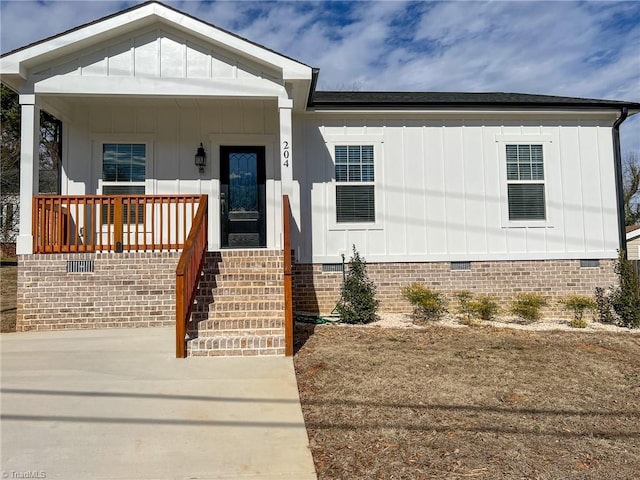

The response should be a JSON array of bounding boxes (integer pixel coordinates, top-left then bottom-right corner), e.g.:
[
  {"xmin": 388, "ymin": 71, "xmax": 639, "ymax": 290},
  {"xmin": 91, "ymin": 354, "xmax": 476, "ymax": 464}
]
[{"xmin": 282, "ymin": 141, "xmax": 290, "ymax": 167}]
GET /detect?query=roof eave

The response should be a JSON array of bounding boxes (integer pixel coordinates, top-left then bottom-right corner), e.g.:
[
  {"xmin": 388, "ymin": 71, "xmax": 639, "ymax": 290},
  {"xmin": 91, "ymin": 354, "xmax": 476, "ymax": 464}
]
[{"xmin": 308, "ymin": 102, "xmax": 640, "ymax": 114}]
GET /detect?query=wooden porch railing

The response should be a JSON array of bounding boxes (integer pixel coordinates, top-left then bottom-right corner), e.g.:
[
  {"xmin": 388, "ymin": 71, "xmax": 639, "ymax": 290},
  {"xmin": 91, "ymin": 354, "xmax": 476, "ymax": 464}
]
[
  {"xmin": 33, "ymin": 195, "xmax": 202, "ymax": 253},
  {"xmin": 175, "ymin": 195, "xmax": 208, "ymax": 358},
  {"xmin": 283, "ymin": 195, "xmax": 293, "ymax": 357}
]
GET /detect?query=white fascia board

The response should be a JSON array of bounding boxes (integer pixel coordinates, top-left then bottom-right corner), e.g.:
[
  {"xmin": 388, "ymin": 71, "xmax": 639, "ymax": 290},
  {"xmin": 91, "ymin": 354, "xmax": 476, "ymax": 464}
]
[
  {"xmin": 33, "ymin": 75, "xmax": 287, "ymax": 99},
  {"xmin": 627, "ymin": 229, "xmax": 640, "ymax": 241},
  {"xmin": 304, "ymin": 108, "xmax": 621, "ymax": 120},
  {"xmin": 1, "ymin": 5, "xmax": 159, "ymax": 75},
  {"xmin": 0, "ymin": 59, "xmax": 23, "ymax": 77}
]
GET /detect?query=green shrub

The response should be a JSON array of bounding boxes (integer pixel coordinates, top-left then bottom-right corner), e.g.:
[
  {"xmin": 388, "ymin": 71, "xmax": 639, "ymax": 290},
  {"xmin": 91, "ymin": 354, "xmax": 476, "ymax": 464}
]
[
  {"xmin": 472, "ymin": 295, "xmax": 500, "ymax": 321},
  {"xmin": 594, "ymin": 287, "xmax": 616, "ymax": 324},
  {"xmin": 594, "ymin": 251, "xmax": 640, "ymax": 328},
  {"xmin": 336, "ymin": 245, "xmax": 379, "ymax": 324},
  {"xmin": 610, "ymin": 250, "xmax": 640, "ymax": 328},
  {"xmin": 402, "ymin": 283, "xmax": 447, "ymax": 321},
  {"xmin": 562, "ymin": 295, "xmax": 596, "ymax": 328},
  {"xmin": 455, "ymin": 291, "xmax": 477, "ymax": 325},
  {"xmin": 454, "ymin": 291, "xmax": 499, "ymax": 325},
  {"xmin": 510, "ymin": 293, "xmax": 547, "ymax": 323},
  {"xmin": 569, "ymin": 317, "xmax": 589, "ymax": 328}
]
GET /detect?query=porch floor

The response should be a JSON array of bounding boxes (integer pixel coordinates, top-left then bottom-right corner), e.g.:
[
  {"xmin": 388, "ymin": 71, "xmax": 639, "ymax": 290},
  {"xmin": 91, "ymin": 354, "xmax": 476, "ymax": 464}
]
[{"xmin": 0, "ymin": 327, "xmax": 316, "ymax": 480}]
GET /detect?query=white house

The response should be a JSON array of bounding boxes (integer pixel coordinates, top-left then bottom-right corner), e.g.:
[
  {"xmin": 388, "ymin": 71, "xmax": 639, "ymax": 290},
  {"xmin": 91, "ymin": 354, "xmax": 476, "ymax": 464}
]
[
  {"xmin": 627, "ymin": 226, "xmax": 640, "ymax": 261},
  {"xmin": 1, "ymin": 1, "xmax": 638, "ymax": 356}
]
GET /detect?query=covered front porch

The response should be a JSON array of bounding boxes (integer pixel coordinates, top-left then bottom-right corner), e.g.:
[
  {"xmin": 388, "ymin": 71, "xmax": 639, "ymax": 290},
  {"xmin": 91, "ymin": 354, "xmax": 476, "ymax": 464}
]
[{"xmin": 17, "ymin": 94, "xmax": 300, "ymax": 256}]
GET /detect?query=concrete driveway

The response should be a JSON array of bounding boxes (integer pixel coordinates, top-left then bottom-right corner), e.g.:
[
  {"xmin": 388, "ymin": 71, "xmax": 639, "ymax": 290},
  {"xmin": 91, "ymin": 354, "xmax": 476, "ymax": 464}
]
[{"xmin": 1, "ymin": 327, "xmax": 316, "ymax": 480}]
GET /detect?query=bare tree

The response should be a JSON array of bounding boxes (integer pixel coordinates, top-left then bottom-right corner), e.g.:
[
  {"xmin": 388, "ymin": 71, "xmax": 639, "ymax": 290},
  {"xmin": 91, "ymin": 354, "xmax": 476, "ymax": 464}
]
[
  {"xmin": 623, "ymin": 150, "xmax": 640, "ymax": 226},
  {"xmin": 0, "ymin": 84, "xmax": 62, "ymax": 242},
  {"xmin": 0, "ymin": 84, "xmax": 20, "ymax": 242}
]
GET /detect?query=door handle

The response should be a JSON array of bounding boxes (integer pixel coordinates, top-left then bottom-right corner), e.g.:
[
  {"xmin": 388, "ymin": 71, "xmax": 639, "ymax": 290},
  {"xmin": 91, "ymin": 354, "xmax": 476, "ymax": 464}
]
[{"xmin": 220, "ymin": 194, "xmax": 226, "ymax": 215}]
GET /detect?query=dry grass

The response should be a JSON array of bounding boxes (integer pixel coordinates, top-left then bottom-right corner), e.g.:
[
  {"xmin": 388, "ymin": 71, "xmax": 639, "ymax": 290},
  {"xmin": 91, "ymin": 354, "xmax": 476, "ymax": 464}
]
[
  {"xmin": 1, "ymin": 263, "xmax": 17, "ymax": 332},
  {"xmin": 294, "ymin": 324, "xmax": 640, "ymax": 479}
]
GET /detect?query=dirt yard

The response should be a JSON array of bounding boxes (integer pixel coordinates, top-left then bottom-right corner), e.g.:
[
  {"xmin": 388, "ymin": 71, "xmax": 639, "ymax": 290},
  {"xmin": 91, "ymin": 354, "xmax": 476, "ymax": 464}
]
[
  {"xmin": 1, "ymin": 263, "xmax": 17, "ymax": 332},
  {"xmin": 294, "ymin": 324, "xmax": 640, "ymax": 479}
]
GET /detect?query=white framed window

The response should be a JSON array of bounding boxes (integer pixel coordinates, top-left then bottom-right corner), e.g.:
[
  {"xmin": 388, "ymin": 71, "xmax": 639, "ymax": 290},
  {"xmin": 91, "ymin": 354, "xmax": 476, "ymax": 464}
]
[
  {"xmin": 506, "ymin": 144, "xmax": 545, "ymax": 221},
  {"xmin": 100, "ymin": 143, "xmax": 146, "ymax": 224},
  {"xmin": 334, "ymin": 145, "xmax": 375, "ymax": 223},
  {"xmin": 497, "ymin": 135, "xmax": 553, "ymax": 228}
]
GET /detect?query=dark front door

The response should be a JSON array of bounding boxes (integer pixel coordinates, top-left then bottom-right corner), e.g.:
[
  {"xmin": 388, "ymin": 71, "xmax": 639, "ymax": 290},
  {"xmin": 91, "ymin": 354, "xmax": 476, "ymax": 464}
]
[{"xmin": 220, "ymin": 146, "xmax": 266, "ymax": 248}]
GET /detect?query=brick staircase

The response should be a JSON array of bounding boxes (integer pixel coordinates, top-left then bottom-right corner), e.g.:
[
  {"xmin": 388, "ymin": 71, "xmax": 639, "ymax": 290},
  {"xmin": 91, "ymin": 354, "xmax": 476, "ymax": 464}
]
[{"xmin": 186, "ymin": 250, "xmax": 285, "ymax": 356}]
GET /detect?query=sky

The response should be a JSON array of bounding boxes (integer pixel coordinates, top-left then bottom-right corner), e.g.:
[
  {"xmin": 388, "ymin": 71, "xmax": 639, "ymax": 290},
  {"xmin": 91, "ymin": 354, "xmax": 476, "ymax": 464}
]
[{"xmin": 1, "ymin": 0, "xmax": 639, "ymax": 156}]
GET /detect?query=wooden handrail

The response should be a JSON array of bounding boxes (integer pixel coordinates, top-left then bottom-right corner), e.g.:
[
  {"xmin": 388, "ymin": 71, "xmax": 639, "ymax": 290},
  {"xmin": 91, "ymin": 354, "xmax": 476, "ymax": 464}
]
[
  {"xmin": 32, "ymin": 195, "xmax": 201, "ymax": 253},
  {"xmin": 175, "ymin": 195, "xmax": 208, "ymax": 358},
  {"xmin": 283, "ymin": 195, "xmax": 293, "ymax": 356}
]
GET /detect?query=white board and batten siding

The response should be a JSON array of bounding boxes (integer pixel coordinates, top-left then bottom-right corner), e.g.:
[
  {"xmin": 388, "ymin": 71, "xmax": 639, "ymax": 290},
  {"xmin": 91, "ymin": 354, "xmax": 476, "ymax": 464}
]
[
  {"xmin": 30, "ymin": 24, "xmax": 284, "ymax": 97},
  {"xmin": 296, "ymin": 115, "xmax": 619, "ymax": 264}
]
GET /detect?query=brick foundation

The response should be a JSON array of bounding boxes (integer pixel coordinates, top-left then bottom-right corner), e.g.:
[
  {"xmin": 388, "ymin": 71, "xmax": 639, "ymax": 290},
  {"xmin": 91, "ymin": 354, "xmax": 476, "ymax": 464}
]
[
  {"xmin": 16, "ymin": 254, "xmax": 619, "ymax": 332},
  {"xmin": 17, "ymin": 252, "xmax": 180, "ymax": 331},
  {"xmin": 293, "ymin": 259, "xmax": 617, "ymax": 319}
]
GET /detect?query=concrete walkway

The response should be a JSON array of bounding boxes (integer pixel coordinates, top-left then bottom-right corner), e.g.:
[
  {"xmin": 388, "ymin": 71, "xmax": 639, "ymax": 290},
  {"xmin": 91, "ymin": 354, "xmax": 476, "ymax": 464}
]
[{"xmin": 1, "ymin": 327, "xmax": 317, "ymax": 480}]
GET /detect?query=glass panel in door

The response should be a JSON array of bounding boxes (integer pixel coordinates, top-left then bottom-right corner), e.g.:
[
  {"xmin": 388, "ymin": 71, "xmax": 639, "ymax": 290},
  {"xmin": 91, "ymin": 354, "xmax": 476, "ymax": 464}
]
[{"xmin": 220, "ymin": 146, "xmax": 266, "ymax": 248}]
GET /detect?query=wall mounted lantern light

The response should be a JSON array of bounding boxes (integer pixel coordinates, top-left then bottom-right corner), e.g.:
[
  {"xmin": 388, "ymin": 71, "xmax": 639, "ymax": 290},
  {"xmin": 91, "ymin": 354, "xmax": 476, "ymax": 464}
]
[{"xmin": 195, "ymin": 143, "xmax": 206, "ymax": 173}]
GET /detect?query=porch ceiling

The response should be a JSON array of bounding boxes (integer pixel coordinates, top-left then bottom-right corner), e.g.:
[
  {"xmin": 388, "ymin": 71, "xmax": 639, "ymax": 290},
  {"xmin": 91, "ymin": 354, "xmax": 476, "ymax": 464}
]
[
  {"xmin": 36, "ymin": 94, "xmax": 279, "ymax": 122},
  {"xmin": 41, "ymin": 94, "xmax": 280, "ymax": 109}
]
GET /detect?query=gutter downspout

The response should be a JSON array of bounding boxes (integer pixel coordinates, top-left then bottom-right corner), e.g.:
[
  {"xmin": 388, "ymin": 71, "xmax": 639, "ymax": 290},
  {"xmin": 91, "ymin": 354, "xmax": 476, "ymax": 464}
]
[{"xmin": 612, "ymin": 107, "xmax": 629, "ymax": 256}]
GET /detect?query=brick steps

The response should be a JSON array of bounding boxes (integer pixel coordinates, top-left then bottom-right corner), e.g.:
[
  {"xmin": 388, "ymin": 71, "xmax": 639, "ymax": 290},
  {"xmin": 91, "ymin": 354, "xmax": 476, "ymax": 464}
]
[
  {"xmin": 187, "ymin": 334, "xmax": 285, "ymax": 357},
  {"xmin": 186, "ymin": 250, "xmax": 285, "ymax": 357},
  {"xmin": 195, "ymin": 318, "xmax": 284, "ymax": 332}
]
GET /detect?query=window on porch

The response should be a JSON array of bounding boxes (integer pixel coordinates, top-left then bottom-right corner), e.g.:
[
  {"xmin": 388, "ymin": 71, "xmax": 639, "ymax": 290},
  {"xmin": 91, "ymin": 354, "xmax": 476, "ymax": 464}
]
[{"xmin": 101, "ymin": 143, "xmax": 146, "ymax": 224}]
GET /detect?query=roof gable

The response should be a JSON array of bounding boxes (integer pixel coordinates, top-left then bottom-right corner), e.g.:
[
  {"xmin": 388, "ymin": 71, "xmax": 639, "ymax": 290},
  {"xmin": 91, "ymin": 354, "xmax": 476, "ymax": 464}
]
[
  {"xmin": 30, "ymin": 24, "xmax": 282, "ymax": 86},
  {"xmin": 1, "ymin": 1, "xmax": 311, "ymax": 84}
]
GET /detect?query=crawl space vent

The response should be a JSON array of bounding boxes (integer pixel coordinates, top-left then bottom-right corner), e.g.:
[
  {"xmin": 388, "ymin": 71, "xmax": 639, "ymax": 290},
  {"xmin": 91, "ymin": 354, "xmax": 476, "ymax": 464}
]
[
  {"xmin": 580, "ymin": 259, "xmax": 600, "ymax": 268},
  {"xmin": 67, "ymin": 260, "xmax": 95, "ymax": 273},
  {"xmin": 322, "ymin": 263, "xmax": 344, "ymax": 273},
  {"xmin": 450, "ymin": 261, "xmax": 471, "ymax": 271}
]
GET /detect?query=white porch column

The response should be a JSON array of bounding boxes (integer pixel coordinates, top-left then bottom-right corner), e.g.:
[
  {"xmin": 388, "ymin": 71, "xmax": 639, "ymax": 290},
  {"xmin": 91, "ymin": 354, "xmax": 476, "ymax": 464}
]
[
  {"xmin": 278, "ymin": 97, "xmax": 294, "ymax": 197},
  {"xmin": 16, "ymin": 96, "xmax": 40, "ymax": 255}
]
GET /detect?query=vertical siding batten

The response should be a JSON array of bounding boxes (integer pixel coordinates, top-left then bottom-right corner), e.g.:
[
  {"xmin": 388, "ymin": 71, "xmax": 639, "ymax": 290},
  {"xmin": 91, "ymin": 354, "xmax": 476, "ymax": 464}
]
[
  {"xmin": 577, "ymin": 125, "xmax": 588, "ymax": 251},
  {"xmin": 480, "ymin": 123, "xmax": 489, "ymax": 253},
  {"xmin": 401, "ymin": 125, "xmax": 408, "ymax": 255},
  {"xmin": 594, "ymin": 125, "xmax": 606, "ymax": 250},
  {"xmin": 440, "ymin": 125, "xmax": 448, "ymax": 253},
  {"xmin": 421, "ymin": 125, "xmax": 429, "ymax": 254}
]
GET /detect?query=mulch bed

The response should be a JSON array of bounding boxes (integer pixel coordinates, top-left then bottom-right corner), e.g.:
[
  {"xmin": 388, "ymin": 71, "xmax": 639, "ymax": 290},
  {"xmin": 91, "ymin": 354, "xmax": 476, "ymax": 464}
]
[
  {"xmin": 1, "ymin": 264, "xmax": 17, "ymax": 333},
  {"xmin": 294, "ymin": 324, "xmax": 640, "ymax": 479}
]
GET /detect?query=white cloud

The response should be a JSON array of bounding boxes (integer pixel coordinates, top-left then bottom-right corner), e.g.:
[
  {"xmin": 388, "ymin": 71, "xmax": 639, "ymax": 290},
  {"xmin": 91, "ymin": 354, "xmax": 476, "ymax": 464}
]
[{"xmin": 1, "ymin": 0, "xmax": 638, "ymax": 153}]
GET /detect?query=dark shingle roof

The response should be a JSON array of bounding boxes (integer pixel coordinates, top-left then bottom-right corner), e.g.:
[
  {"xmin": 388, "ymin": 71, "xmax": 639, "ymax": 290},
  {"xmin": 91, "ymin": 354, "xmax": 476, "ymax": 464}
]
[{"xmin": 310, "ymin": 91, "xmax": 640, "ymax": 110}]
